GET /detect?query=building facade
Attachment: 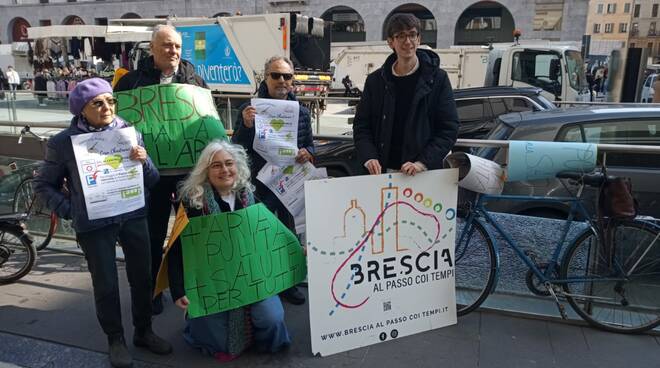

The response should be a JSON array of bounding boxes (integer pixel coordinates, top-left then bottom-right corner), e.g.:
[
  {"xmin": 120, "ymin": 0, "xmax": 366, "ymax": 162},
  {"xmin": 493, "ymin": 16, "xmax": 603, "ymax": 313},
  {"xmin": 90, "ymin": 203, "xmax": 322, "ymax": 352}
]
[
  {"xmin": 628, "ymin": 0, "xmax": 660, "ymax": 59},
  {"xmin": 1, "ymin": 0, "xmax": 589, "ymax": 48}
]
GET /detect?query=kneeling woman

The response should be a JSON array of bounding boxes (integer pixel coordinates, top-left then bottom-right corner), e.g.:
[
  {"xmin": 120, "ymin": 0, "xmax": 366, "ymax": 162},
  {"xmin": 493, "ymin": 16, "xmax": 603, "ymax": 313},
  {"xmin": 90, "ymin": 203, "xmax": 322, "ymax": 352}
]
[{"xmin": 167, "ymin": 140, "xmax": 291, "ymax": 361}]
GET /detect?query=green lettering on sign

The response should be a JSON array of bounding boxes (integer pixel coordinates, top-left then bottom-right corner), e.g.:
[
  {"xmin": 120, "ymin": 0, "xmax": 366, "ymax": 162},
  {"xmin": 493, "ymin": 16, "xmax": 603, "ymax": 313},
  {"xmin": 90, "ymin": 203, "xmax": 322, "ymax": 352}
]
[
  {"xmin": 180, "ymin": 203, "xmax": 306, "ymax": 318},
  {"xmin": 115, "ymin": 84, "xmax": 227, "ymax": 169}
]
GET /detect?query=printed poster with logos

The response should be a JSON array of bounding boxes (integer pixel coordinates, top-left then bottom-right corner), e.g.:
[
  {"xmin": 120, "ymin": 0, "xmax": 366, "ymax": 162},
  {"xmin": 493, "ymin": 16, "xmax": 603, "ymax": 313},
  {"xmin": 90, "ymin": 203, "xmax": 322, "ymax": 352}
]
[
  {"xmin": 71, "ymin": 127, "xmax": 144, "ymax": 220},
  {"xmin": 252, "ymin": 98, "xmax": 299, "ymax": 167},
  {"xmin": 305, "ymin": 169, "xmax": 459, "ymax": 356}
]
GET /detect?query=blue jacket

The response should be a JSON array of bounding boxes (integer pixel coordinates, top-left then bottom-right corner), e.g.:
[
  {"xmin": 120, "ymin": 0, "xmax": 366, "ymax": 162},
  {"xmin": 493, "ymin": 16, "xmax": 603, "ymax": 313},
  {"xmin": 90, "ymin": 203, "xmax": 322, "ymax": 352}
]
[
  {"xmin": 231, "ymin": 81, "xmax": 315, "ymax": 178},
  {"xmin": 34, "ymin": 117, "xmax": 160, "ymax": 233}
]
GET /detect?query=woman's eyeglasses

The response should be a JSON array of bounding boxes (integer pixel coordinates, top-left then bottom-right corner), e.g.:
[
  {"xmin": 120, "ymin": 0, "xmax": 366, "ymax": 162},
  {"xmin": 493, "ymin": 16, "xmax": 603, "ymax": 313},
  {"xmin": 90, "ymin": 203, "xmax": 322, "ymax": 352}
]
[
  {"xmin": 89, "ymin": 98, "xmax": 118, "ymax": 108},
  {"xmin": 269, "ymin": 72, "xmax": 294, "ymax": 81}
]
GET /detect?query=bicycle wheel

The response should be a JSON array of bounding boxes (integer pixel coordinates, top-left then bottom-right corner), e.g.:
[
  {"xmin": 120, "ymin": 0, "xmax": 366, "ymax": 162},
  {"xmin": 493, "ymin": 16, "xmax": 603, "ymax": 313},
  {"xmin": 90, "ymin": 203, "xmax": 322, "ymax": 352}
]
[
  {"xmin": 13, "ymin": 178, "xmax": 55, "ymax": 251},
  {"xmin": 0, "ymin": 226, "xmax": 36, "ymax": 284},
  {"xmin": 561, "ymin": 221, "xmax": 660, "ymax": 333},
  {"xmin": 455, "ymin": 217, "xmax": 497, "ymax": 316}
]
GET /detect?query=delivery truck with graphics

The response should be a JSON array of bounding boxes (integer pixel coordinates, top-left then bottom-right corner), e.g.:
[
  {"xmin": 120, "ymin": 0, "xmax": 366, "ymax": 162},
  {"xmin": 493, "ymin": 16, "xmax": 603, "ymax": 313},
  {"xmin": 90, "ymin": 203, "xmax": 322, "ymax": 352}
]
[
  {"xmin": 110, "ymin": 14, "xmax": 332, "ymax": 98},
  {"xmin": 332, "ymin": 41, "xmax": 590, "ymax": 103}
]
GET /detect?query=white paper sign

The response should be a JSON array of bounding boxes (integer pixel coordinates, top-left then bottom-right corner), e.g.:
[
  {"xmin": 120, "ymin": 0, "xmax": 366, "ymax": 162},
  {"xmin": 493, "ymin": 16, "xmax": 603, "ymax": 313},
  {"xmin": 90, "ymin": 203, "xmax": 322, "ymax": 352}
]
[
  {"xmin": 71, "ymin": 127, "xmax": 145, "ymax": 220},
  {"xmin": 444, "ymin": 152, "xmax": 505, "ymax": 195},
  {"xmin": 257, "ymin": 162, "xmax": 327, "ymax": 234},
  {"xmin": 252, "ymin": 98, "xmax": 299, "ymax": 166},
  {"xmin": 305, "ymin": 169, "xmax": 458, "ymax": 356}
]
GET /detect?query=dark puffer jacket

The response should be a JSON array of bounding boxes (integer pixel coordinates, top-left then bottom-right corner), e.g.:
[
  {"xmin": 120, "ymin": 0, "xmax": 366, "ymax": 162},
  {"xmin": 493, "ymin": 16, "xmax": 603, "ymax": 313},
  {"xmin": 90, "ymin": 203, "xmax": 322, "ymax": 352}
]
[
  {"xmin": 114, "ymin": 56, "xmax": 208, "ymax": 92},
  {"xmin": 231, "ymin": 81, "xmax": 315, "ymax": 178},
  {"xmin": 34, "ymin": 117, "xmax": 160, "ymax": 233},
  {"xmin": 353, "ymin": 49, "xmax": 459, "ymax": 171}
]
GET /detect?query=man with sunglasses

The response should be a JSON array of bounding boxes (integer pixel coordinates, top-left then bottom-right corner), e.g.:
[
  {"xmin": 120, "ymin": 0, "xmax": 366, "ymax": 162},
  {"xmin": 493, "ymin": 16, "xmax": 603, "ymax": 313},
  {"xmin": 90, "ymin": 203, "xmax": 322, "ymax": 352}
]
[
  {"xmin": 114, "ymin": 24, "xmax": 211, "ymax": 316},
  {"xmin": 353, "ymin": 13, "xmax": 458, "ymax": 176},
  {"xmin": 232, "ymin": 56, "xmax": 315, "ymax": 306}
]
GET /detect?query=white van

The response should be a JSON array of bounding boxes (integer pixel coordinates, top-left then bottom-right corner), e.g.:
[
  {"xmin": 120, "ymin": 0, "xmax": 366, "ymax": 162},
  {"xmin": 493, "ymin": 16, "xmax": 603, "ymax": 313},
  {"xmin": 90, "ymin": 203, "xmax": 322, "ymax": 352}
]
[{"xmin": 641, "ymin": 73, "xmax": 658, "ymax": 103}]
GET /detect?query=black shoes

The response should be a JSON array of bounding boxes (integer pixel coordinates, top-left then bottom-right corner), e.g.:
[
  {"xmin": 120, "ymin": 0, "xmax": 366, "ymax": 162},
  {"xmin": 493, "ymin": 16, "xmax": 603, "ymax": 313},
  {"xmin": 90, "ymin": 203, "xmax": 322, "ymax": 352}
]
[
  {"xmin": 108, "ymin": 336, "xmax": 133, "ymax": 368},
  {"xmin": 280, "ymin": 286, "xmax": 306, "ymax": 305},
  {"xmin": 133, "ymin": 328, "xmax": 173, "ymax": 355},
  {"xmin": 152, "ymin": 294, "xmax": 164, "ymax": 316}
]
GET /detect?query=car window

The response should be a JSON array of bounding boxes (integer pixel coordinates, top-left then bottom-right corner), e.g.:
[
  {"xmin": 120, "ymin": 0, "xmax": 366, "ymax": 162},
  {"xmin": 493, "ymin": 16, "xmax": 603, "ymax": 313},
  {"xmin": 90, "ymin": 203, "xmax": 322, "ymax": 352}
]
[
  {"xmin": 456, "ymin": 99, "xmax": 485, "ymax": 122},
  {"xmin": 476, "ymin": 121, "xmax": 514, "ymax": 160},
  {"xmin": 557, "ymin": 119, "xmax": 660, "ymax": 168},
  {"xmin": 512, "ymin": 51, "xmax": 562, "ymax": 95}
]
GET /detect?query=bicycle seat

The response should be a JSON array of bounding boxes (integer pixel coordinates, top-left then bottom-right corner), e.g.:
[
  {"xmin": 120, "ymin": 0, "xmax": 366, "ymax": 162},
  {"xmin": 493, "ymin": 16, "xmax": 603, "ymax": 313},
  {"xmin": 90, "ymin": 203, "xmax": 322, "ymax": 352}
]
[
  {"xmin": 0, "ymin": 213, "xmax": 29, "ymax": 222},
  {"xmin": 556, "ymin": 171, "xmax": 610, "ymax": 187}
]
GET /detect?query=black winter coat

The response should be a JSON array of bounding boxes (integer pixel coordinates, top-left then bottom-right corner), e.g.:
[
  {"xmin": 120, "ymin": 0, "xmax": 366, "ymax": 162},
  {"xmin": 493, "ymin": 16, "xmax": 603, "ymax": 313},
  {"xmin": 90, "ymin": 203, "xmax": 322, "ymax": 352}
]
[
  {"xmin": 231, "ymin": 81, "xmax": 315, "ymax": 179},
  {"xmin": 353, "ymin": 49, "xmax": 459, "ymax": 171},
  {"xmin": 113, "ymin": 56, "xmax": 208, "ymax": 92}
]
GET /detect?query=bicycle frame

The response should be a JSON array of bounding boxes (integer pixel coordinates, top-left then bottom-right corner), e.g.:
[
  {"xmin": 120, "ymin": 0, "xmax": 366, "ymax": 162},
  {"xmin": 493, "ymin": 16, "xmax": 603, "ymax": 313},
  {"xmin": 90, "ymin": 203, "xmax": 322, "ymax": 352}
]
[{"xmin": 462, "ymin": 193, "xmax": 599, "ymax": 290}]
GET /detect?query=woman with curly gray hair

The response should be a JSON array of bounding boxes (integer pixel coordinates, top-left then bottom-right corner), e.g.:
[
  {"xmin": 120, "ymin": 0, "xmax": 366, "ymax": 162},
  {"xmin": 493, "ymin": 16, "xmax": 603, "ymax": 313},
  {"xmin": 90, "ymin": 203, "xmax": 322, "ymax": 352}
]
[{"xmin": 167, "ymin": 140, "xmax": 290, "ymax": 362}]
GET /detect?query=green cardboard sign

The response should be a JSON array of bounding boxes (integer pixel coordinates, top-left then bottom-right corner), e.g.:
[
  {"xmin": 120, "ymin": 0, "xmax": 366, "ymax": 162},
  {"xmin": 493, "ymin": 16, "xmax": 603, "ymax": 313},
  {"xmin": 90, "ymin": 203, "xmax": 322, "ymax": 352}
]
[
  {"xmin": 115, "ymin": 83, "xmax": 227, "ymax": 169},
  {"xmin": 180, "ymin": 203, "xmax": 307, "ymax": 318}
]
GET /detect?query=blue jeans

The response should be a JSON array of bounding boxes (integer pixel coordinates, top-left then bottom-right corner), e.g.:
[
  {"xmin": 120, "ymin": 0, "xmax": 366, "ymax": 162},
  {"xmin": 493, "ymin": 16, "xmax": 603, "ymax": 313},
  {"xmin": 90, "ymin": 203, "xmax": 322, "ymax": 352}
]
[
  {"xmin": 77, "ymin": 217, "xmax": 153, "ymax": 338},
  {"xmin": 184, "ymin": 295, "xmax": 291, "ymax": 355}
]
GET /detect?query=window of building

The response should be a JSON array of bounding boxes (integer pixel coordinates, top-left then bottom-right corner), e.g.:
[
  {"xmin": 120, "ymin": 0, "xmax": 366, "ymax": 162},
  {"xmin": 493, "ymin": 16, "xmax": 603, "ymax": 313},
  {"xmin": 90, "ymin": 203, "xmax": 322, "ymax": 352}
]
[
  {"xmin": 624, "ymin": 3, "xmax": 631, "ymax": 13},
  {"xmin": 605, "ymin": 23, "xmax": 614, "ymax": 33},
  {"xmin": 607, "ymin": 3, "xmax": 617, "ymax": 13},
  {"xmin": 594, "ymin": 23, "xmax": 601, "ymax": 33},
  {"xmin": 39, "ymin": 0, "xmax": 48, "ymax": 3},
  {"xmin": 620, "ymin": 23, "xmax": 628, "ymax": 32},
  {"xmin": 651, "ymin": 21, "xmax": 657, "ymax": 36},
  {"xmin": 632, "ymin": 22, "xmax": 639, "ymax": 35},
  {"xmin": 653, "ymin": 4, "xmax": 659, "ymax": 17},
  {"xmin": 39, "ymin": 19, "xmax": 51, "ymax": 26},
  {"xmin": 634, "ymin": 4, "xmax": 641, "ymax": 17},
  {"xmin": 631, "ymin": 42, "xmax": 636, "ymax": 47},
  {"xmin": 597, "ymin": 3, "xmax": 604, "ymax": 13},
  {"xmin": 533, "ymin": 0, "xmax": 564, "ymax": 31}
]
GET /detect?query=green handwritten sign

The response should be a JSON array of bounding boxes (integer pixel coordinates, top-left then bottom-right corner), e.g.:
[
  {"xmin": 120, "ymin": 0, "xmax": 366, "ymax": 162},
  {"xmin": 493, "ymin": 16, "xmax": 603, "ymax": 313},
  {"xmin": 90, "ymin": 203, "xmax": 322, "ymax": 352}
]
[
  {"xmin": 115, "ymin": 84, "xmax": 227, "ymax": 169},
  {"xmin": 180, "ymin": 203, "xmax": 307, "ymax": 318}
]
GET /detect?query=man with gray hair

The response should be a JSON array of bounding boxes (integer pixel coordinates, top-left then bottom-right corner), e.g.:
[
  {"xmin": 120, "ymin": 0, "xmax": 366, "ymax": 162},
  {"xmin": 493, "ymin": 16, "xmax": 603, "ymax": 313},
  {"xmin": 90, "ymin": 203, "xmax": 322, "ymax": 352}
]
[
  {"xmin": 232, "ymin": 55, "xmax": 314, "ymax": 305},
  {"xmin": 114, "ymin": 24, "xmax": 211, "ymax": 316}
]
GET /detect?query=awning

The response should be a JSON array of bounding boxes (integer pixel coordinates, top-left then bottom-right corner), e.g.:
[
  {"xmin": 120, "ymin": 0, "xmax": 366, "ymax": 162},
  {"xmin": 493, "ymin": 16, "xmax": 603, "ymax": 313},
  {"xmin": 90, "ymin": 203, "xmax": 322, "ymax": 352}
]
[
  {"xmin": 27, "ymin": 25, "xmax": 107, "ymax": 39},
  {"xmin": 105, "ymin": 26, "xmax": 152, "ymax": 42}
]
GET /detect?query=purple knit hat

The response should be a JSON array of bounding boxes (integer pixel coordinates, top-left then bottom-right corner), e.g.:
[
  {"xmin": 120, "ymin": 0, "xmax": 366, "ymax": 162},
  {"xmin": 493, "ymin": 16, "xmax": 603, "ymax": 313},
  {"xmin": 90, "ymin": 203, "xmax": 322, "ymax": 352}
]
[{"xmin": 69, "ymin": 78, "xmax": 114, "ymax": 116}]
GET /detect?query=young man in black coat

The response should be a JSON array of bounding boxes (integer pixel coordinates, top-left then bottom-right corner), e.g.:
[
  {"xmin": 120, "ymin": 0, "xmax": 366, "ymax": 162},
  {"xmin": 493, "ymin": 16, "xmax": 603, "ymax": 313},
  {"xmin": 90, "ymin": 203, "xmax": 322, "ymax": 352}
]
[{"xmin": 353, "ymin": 13, "xmax": 458, "ymax": 176}]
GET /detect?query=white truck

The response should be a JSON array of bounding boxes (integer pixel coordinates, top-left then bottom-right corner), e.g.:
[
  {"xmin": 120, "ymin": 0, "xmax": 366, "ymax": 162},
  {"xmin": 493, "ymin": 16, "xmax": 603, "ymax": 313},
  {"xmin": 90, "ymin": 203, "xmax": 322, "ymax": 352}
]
[
  {"xmin": 110, "ymin": 14, "xmax": 333, "ymax": 96},
  {"xmin": 332, "ymin": 41, "xmax": 590, "ymax": 102}
]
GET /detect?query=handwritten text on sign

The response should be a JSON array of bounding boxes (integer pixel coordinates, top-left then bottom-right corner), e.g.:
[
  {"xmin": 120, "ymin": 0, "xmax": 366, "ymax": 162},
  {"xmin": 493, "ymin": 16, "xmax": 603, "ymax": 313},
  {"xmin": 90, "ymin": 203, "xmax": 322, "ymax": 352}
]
[
  {"xmin": 180, "ymin": 203, "xmax": 306, "ymax": 318},
  {"xmin": 115, "ymin": 83, "xmax": 227, "ymax": 169},
  {"xmin": 507, "ymin": 141, "xmax": 597, "ymax": 182}
]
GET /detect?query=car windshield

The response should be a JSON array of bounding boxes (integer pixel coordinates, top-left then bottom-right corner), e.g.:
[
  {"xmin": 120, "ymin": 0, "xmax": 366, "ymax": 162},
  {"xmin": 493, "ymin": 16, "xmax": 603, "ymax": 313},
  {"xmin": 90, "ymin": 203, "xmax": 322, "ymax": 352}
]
[
  {"xmin": 565, "ymin": 50, "xmax": 588, "ymax": 92},
  {"xmin": 475, "ymin": 121, "xmax": 514, "ymax": 160}
]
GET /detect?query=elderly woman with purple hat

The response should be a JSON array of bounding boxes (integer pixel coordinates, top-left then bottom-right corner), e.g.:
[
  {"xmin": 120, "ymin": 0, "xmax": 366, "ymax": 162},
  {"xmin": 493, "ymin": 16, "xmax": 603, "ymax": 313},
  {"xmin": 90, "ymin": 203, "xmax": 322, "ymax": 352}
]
[{"xmin": 34, "ymin": 78, "xmax": 171, "ymax": 368}]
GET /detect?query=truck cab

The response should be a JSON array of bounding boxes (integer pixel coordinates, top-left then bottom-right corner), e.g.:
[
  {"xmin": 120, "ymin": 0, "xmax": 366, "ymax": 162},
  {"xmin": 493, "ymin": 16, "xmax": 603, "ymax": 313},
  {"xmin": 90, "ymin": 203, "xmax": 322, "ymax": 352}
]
[{"xmin": 492, "ymin": 45, "xmax": 590, "ymax": 103}]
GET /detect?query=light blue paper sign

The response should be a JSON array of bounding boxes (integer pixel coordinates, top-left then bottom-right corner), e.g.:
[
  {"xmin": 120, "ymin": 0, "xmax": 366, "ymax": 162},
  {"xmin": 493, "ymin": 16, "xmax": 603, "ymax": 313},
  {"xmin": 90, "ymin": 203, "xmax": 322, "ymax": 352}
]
[
  {"xmin": 178, "ymin": 24, "xmax": 250, "ymax": 86},
  {"xmin": 507, "ymin": 141, "xmax": 597, "ymax": 181}
]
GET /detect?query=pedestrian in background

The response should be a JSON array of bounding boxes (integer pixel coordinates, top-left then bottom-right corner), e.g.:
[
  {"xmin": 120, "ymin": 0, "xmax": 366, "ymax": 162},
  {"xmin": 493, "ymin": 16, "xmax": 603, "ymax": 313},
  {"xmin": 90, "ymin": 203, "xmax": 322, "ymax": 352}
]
[
  {"xmin": 6, "ymin": 65, "xmax": 20, "ymax": 100},
  {"xmin": 34, "ymin": 78, "xmax": 171, "ymax": 368},
  {"xmin": 353, "ymin": 13, "xmax": 458, "ymax": 176}
]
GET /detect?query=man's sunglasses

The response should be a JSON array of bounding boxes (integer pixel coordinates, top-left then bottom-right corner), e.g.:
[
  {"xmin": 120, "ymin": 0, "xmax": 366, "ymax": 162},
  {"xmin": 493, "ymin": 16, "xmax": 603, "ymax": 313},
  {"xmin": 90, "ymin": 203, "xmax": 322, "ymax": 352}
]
[
  {"xmin": 269, "ymin": 72, "xmax": 294, "ymax": 81},
  {"xmin": 89, "ymin": 98, "xmax": 118, "ymax": 108}
]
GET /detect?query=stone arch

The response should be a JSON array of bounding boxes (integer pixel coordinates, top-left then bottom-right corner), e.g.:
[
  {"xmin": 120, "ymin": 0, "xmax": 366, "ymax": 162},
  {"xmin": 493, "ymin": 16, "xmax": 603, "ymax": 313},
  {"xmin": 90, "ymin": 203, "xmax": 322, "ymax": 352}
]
[
  {"xmin": 321, "ymin": 5, "xmax": 366, "ymax": 42},
  {"xmin": 212, "ymin": 12, "xmax": 232, "ymax": 17},
  {"xmin": 454, "ymin": 1, "xmax": 515, "ymax": 45},
  {"xmin": 120, "ymin": 13, "xmax": 142, "ymax": 19},
  {"xmin": 8, "ymin": 17, "xmax": 31, "ymax": 42},
  {"xmin": 382, "ymin": 3, "xmax": 436, "ymax": 48},
  {"xmin": 62, "ymin": 15, "xmax": 85, "ymax": 25}
]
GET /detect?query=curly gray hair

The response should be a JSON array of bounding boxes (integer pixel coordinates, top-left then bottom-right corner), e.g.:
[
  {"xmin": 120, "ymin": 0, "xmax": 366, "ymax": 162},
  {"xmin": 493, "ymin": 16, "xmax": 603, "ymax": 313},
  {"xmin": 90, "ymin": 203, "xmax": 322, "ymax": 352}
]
[{"xmin": 178, "ymin": 140, "xmax": 254, "ymax": 209}]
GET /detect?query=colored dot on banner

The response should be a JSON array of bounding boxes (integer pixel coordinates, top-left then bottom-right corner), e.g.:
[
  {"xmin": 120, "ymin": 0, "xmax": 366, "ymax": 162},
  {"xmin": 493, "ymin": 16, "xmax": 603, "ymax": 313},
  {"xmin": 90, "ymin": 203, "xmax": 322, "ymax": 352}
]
[
  {"xmin": 403, "ymin": 188, "xmax": 413, "ymax": 198},
  {"xmin": 445, "ymin": 208, "xmax": 456, "ymax": 220},
  {"xmin": 423, "ymin": 198, "xmax": 433, "ymax": 208},
  {"xmin": 414, "ymin": 193, "xmax": 424, "ymax": 203},
  {"xmin": 434, "ymin": 203, "xmax": 443, "ymax": 213}
]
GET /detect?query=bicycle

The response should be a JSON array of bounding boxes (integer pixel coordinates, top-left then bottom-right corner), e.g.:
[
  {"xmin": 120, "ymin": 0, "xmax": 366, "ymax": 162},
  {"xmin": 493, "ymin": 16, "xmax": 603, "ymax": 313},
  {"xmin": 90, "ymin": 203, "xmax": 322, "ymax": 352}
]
[
  {"xmin": 455, "ymin": 170, "xmax": 660, "ymax": 333},
  {"xmin": 13, "ymin": 126, "xmax": 72, "ymax": 251},
  {"xmin": 0, "ymin": 212, "xmax": 36, "ymax": 284}
]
